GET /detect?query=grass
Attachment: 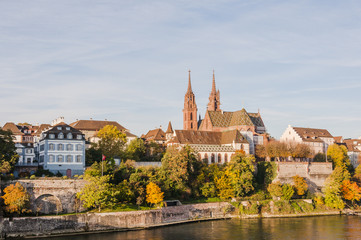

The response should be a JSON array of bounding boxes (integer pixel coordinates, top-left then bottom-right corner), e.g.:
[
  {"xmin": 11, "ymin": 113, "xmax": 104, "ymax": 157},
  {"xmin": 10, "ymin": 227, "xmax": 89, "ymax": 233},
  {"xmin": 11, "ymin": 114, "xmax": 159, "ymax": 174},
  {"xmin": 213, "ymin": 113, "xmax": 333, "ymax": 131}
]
[{"xmin": 182, "ymin": 197, "xmax": 223, "ymax": 204}]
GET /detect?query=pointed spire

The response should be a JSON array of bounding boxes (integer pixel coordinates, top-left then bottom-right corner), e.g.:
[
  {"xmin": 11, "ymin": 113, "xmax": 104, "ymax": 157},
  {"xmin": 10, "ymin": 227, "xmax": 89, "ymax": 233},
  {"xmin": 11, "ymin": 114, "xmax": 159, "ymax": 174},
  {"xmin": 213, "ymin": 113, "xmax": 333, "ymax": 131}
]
[
  {"xmin": 187, "ymin": 70, "xmax": 192, "ymax": 93},
  {"xmin": 166, "ymin": 121, "xmax": 173, "ymax": 134},
  {"xmin": 212, "ymin": 69, "xmax": 216, "ymax": 93}
]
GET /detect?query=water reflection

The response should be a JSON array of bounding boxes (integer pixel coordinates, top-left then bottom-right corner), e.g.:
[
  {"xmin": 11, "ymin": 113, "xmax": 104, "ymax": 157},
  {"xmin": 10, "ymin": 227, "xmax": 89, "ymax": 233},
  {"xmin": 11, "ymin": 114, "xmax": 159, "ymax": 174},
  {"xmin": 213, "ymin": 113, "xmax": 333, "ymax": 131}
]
[{"xmin": 48, "ymin": 216, "xmax": 361, "ymax": 240}]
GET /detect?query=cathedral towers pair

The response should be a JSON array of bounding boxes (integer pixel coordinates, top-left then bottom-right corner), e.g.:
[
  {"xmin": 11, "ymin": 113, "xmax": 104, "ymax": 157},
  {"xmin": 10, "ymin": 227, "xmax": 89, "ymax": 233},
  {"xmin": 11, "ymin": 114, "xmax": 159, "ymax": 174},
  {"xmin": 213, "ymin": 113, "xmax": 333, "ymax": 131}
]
[{"xmin": 183, "ymin": 70, "xmax": 221, "ymax": 130}]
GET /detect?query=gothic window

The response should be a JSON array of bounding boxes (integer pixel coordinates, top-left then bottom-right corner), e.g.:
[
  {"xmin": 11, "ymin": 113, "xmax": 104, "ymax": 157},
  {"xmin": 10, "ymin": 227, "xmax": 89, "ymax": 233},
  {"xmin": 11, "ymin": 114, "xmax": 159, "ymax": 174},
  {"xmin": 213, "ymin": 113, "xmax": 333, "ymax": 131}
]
[
  {"xmin": 218, "ymin": 153, "xmax": 222, "ymax": 163},
  {"xmin": 58, "ymin": 144, "xmax": 64, "ymax": 151},
  {"xmin": 224, "ymin": 154, "xmax": 228, "ymax": 163},
  {"xmin": 211, "ymin": 154, "xmax": 215, "ymax": 163},
  {"xmin": 191, "ymin": 122, "xmax": 193, "ymax": 129},
  {"xmin": 190, "ymin": 112, "xmax": 193, "ymax": 120}
]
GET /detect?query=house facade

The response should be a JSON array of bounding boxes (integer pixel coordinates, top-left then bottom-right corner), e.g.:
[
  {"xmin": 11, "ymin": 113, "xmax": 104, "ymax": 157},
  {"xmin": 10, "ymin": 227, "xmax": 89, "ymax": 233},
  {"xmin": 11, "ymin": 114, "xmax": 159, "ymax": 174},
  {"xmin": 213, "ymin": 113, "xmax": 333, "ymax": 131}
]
[
  {"xmin": 38, "ymin": 123, "xmax": 86, "ymax": 177},
  {"xmin": 343, "ymin": 139, "xmax": 361, "ymax": 168},
  {"xmin": 280, "ymin": 125, "xmax": 334, "ymax": 155}
]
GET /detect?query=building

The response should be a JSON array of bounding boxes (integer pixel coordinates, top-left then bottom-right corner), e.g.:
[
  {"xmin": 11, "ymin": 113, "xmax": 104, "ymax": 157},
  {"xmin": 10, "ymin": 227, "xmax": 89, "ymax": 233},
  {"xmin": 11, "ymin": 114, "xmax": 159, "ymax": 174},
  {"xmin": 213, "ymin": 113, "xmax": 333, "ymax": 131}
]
[
  {"xmin": 179, "ymin": 71, "xmax": 268, "ymax": 155},
  {"xmin": 69, "ymin": 119, "xmax": 137, "ymax": 144},
  {"xmin": 280, "ymin": 125, "xmax": 334, "ymax": 154},
  {"xmin": 169, "ymin": 129, "xmax": 249, "ymax": 164},
  {"xmin": 38, "ymin": 123, "xmax": 86, "ymax": 177},
  {"xmin": 343, "ymin": 139, "xmax": 361, "ymax": 168},
  {"xmin": 142, "ymin": 127, "xmax": 167, "ymax": 144}
]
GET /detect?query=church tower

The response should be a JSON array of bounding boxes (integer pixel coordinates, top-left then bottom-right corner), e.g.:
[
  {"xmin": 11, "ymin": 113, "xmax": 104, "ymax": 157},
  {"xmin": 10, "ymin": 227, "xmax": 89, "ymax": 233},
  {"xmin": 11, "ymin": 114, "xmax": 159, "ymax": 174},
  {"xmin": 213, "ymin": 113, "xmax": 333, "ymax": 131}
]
[
  {"xmin": 207, "ymin": 71, "xmax": 221, "ymax": 111},
  {"xmin": 183, "ymin": 70, "xmax": 198, "ymax": 130}
]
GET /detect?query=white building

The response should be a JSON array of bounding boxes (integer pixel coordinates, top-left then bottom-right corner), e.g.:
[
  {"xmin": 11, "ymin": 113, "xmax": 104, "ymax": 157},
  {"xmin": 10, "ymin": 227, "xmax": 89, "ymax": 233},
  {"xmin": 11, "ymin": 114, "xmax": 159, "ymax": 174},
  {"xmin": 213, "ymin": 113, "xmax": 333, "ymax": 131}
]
[
  {"xmin": 344, "ymin": 139, "xmax": 361, "ymax": 168},
  {"xmin": 38, "ymin": 123, "xmax": 86, "ymax": 177},
  {"xmin": 280, "ymin": 125, "xmax": 334, "ymax": 155}
]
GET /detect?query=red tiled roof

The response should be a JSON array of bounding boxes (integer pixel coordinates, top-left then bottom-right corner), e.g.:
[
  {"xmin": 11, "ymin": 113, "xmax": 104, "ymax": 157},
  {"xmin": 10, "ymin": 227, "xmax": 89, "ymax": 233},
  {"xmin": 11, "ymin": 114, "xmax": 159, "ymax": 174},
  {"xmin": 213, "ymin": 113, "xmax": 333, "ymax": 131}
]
[
  {"xmin": 293, "ymin": 127, "xmax": 333, "ymax": 142},
  {"xmin": 143, "ymin": 128, "xmax": 166, "ymax": 142},
  {"xmin": 69, "ymin": 120, "xmax": 126, "ymax": 131},
  {"xmin": 2, "ymin": 122, "xmax": 23, "ymax": 135}
]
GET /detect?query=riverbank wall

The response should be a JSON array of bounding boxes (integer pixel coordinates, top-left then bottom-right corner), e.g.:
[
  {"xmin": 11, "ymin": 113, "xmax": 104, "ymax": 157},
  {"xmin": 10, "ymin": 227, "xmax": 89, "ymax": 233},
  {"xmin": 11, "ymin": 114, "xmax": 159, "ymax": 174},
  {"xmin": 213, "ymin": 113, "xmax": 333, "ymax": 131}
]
[{"xmin": 0, "ymin": 202, "xmax": 233, "ymax": 238}]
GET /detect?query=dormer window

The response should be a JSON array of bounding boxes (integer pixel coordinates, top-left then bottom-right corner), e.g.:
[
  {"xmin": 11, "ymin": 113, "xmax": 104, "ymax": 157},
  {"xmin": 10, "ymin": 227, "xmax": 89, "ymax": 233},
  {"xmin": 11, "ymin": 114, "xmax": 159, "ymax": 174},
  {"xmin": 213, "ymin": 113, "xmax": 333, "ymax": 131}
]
[
  {"xmin": 49, "ymin": 134, "xmax": 55, "ymax": 139},
  {"xmin": 66, "ymin": 127, "xmax": 70, "ymax": 131},
  {"xmin": 58, "ymin": 133, "xmax": 64, "ymax": 139},
  {"xmin": 57, "ymin": 127, "xmax": 62, "ymax": 130},
  {"xmin": 67, "ymin": 133, "xmax": 73, "ymax": 139},
  {"xmin": 76, "ymin": 135, "xmax": 82, "ymax": 140}
]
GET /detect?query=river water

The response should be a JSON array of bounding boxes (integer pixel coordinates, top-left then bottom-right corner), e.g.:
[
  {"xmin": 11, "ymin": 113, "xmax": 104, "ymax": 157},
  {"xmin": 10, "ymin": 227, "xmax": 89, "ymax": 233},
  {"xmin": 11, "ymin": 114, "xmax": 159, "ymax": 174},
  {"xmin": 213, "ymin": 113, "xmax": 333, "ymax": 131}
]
[{"xmin": 49, "ymin": 215, "xmax": 361, "ymax": 240}]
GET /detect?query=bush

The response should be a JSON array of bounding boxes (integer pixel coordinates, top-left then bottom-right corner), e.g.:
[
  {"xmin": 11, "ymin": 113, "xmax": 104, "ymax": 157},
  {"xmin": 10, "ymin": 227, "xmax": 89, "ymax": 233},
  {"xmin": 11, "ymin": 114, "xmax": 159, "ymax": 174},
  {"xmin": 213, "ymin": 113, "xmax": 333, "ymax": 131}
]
[
  {"xmin": 34, "ymin": 168, "xmax": 54, "ymax": 177},
  {"xmin": 281, "ymin": 184, "xmax": 295, "ymax": 200},
  {"xmin": 267, "ymin": 181, "xmax": 283, "ymax": 200},
  {"xmin": 239, "ymin": 202, "xmax": 260, "ymax": 215},
  {"xmin": 56, "ymin": 171, "xmax": 63, "ymax": 177},
  {"xmin": 30, "ymin": 175, "xmax": 36, "ymax": 180},
  {"xmin": 62, "ymin": 176, "xmax": 68, "ymax": 179},
  {"xmin": 74, "ymin": 175, "xmax": 79, "ymax": 179}
]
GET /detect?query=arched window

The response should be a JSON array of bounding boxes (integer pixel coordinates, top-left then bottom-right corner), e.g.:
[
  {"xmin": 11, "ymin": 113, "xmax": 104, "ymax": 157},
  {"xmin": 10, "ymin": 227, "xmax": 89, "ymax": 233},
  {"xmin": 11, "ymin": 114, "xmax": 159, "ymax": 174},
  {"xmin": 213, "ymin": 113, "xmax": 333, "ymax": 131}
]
[
  {"xmin": 197, "ymin": 153, "xmax": 201, "ymax": 160},
  {"xmin": 211, "ymin": 154, "xmax": 215, "ymax": 163},
  {"xmin": 58, "ymin": 133, "xmax": 64, "ymax": 139},
  {"xmin": 76, "ymin": 144, "xmax": 82, "ymax": 151},
  {"xmin": 76, "ymin": 155, "xmax": 82, "ymax": 163},
  {"xmin": 66, "ymin": 155, "xmax": 72, "ymax": 162},
  {"xmin": 191, "ymin": 122, "xmax": 193, "ymax": 129},
  {"xmin": 67, "ymin": 144, "xmax": 73, "ymax": 151},
  {"xmin": 224, "ymin": 154, "xmax": 228, "ymax": 163},
  {"xmin": 218, "ymin": 153, "xmax": 222, "ymax": 163},
  {"xmin": 49, "ymin": 143, "xmax": 55, "ymax": 151},
  {"xmin": 57, "ymin": 155, "xmax": 63, "ymax": 162},
  {"xmin": 190, "ymin": 112, "xmax": 193, "ymax": 120},
  {"xmin": 204, "ymin": 153, "xmax": 208, "ymax": 163},
  {"xmin": 49, "ymin": 155, "xmax": 55, "ymax": 162},
  {"xmin": 58, "ymin": 144, "xmax": 64, "ymax": 151},
  {"xmin": 67, "ymin": 133, "xmax": 73, "ymax": 139}
]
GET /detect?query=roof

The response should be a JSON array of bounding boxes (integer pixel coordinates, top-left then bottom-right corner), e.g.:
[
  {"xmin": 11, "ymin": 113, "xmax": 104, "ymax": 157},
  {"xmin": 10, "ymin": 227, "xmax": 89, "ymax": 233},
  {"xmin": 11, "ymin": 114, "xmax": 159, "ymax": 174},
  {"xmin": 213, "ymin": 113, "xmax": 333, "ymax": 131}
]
[
  {"xmin": 203, "ymin": 108, "xmax": 265, "ymax": 129},
  {"xmin": 292, "ymin": 127, "xmax": 333, "ymax": 142},
  {"xmin": 143, "ymin": 128, "xmax": 166, "ymax": 142},
  {"xmin": 166, "ymin": 121, "xmax": 174, "ymax": 134},
  {"xmin": 344, "ymin": 139, "xmax": 361, "ymax": 152},
  {"xmin": 42, "ymin": 123, "xmax": 84, "ymax": 140},
  {"xmin": 172, "ymin": 129, "xmax": 248, "ymax": 145},
  {"xmin": 34, "ymin": 124, "xmax": 52, "ymax": 136},
  {"xmin": 2, "ymin": 122, "xmax": 23, "ymax": 135},
  {"xmin": 69, "ymin": 120, "xmax": 127, "ymax": 131},
  {"xmin": 190, "ymin": 144, "xmax": 236, "ymax": 153},
  {"xmin": 334, "ymin": 136, "xmax": 343, "ymax": 143}
]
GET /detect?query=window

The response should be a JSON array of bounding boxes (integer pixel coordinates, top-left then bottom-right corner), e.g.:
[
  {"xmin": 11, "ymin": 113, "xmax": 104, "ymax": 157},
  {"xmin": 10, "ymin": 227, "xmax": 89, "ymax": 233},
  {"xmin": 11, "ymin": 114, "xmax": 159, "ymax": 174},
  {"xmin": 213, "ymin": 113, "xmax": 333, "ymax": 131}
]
[
  {"xmin": 58, "ymin": 155, "xmax": 64, "ymax": 162},
  {"xmin": 49, "ymin": 155, "xmax": 55, "ymax": 162},
  {"xmin": 57, "ymin": 127, "xmax": 62, "ymax": 130},
  {"xmin": 204, "ymin": 153, "xmax": 208, "ymax": 162},
  {"xmin": 40, "ymin": 144, "xmax": 45, "ymax": 151},
  {"xmin": 76, "ymin": 144, "xmax": 82, "ymax": 151},
  {"xmin": 40, "ymin": 155, "xmax": 44, "ymax": 162},
  {"xmin": 218, "ymin": 154, "xmax": 222, "ymax": 163},
  {"xmin": 26, "ymin": 149, "xmax": 32, "ymax": 154},
  {"xmin": 211, "ymin": 154, "xmax": 215, "ymax": 163},
  {"xmin": 67, "ymin": 133, "xmax": 73, "ymax": 139},
  {"xmin": 190, "ymin": 112, "xmax": 193, "ymax": 120},
  {"xmin": 27, "ymin": 158, "xmax": 31, "ymax": 163},
  {"xmin": 66, "ymin": 155, "xmax": 72, "ymax": 162},
  {"xmin": 58, "ymin": 144, "xmax": 64, "ymax": 151},
  {"xmin": 49, "ymin": 143, "xmax": 55, "ymax": 150},
  {"xmin": 224, "ymin": 154, "xmax": 228, "ymax": 163},
  {"xmin": 76, "ymin": 135, "xmax": 82, "ymax": 140},
  {"xmin": 49, "ymin": 134, "xmax": 55, "ymax": 139},
  {"xmin": 58, "ymin": 133, "xmax": 64, "ymax": 139},
  {"xmin": 76, "ymin": 155, "xmax": 82, "ymax": 163},
  {"xmin": 66, "ymin": 127, "xmax": 70, "ymax": 131},
  {"xmin": 67, "ymin": 144, "xmax": 73, "ymax": 151}
]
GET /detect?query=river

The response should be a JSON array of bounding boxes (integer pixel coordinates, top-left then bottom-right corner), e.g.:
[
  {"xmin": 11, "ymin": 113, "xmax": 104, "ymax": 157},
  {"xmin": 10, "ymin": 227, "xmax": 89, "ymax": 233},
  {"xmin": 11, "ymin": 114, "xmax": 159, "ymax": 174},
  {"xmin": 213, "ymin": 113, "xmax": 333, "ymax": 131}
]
[{"xmin": 48, "ymin": 215, "xmax": 361, "ymax": 240}]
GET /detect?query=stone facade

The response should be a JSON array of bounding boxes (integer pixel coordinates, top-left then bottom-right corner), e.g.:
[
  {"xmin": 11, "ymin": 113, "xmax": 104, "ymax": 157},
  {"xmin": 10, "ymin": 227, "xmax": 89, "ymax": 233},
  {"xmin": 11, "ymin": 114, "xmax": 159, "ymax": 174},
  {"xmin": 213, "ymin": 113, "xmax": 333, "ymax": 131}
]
[{"xmin": 273, "ymin": 162, "xmax": 333, "ymax": 192}]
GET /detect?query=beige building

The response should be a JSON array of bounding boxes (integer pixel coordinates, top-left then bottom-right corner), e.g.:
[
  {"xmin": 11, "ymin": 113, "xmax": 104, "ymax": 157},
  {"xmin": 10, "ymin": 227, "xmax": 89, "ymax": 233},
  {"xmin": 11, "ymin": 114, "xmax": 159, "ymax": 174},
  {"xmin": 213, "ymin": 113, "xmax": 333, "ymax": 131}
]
[
  {"xmin": 344, "ymin": 139, "xmax": 361, "ymax": 168},
  {"xmin": 280, "ymin": 125, "xmax": 334, "ymax": 154}
]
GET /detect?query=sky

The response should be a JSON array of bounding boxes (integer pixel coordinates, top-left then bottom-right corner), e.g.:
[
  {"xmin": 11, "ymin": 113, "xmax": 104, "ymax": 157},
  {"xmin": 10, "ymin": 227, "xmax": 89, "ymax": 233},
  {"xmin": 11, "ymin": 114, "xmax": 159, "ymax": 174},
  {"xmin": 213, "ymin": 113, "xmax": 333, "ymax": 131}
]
[{"xmin": 1, "ymin": 0, "xmax": 361, "ymax": 139}]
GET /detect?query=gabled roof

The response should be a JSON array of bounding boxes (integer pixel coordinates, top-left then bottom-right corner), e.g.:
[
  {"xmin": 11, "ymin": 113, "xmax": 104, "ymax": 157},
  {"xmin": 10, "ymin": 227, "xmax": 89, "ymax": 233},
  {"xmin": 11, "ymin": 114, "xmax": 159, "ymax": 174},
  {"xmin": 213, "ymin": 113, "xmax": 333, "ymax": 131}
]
[
  {"xmin": 172, "ymin": 129, "xmax": 248, "ymax": 145},
  {"xmin": 166, "ymin": 121, "xmax": 174, "ymax": 134},
  {"xmin": 2, "ymin": 122, "xmax": 23, "ymax": 135},
  {"xmin": 34, "ymin": 124, "xmax": 52, "ymax": 136},
  {"xmin": 344, "ymin": 139, "xmax": 361, "ymax": 152},
  {"xmin": 292, "ymin": 127, "xmax": 333, "ymax": 142},
  {"xmin": 69, "ymin": 120, "xmax": 126, "ymax": 131},
  {"xmin": 143, "ymin": 128, "xmax": 166, "ymax": 142},
  {"xmin": 204, "ymin": 108, "xmax": 264, "ymax": 128}
]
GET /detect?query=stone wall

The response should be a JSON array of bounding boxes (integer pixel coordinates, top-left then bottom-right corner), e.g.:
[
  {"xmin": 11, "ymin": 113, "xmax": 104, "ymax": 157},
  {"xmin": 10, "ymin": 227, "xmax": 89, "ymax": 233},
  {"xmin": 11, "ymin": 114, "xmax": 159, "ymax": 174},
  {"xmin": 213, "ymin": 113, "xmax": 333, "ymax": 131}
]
[
  {"xmin": 1, "ymin": 202, "xmax": 233, "ymax": 238},
  {"xmin": 274, "ymin": 162, "xmax": 333, "ymax": 192}
]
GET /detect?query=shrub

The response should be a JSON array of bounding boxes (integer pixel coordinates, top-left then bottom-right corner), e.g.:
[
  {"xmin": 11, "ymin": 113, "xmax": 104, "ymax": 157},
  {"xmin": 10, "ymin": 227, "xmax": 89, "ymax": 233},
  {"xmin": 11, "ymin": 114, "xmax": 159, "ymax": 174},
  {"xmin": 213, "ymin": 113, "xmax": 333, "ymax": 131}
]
[
  {"xmin": 62, "ymin": 176, "xmax": 68, "ymax": 179},
  {"xmin": 267, "ymin": 181, "xmax": 283, "ymax": 200},
  {"xmin": 293, "ymin": 175, "xmax": 308, "ymax": 196},
  {"xmin": 281, "ymin": 184, "xmax": 295, "ymax": 200},
  {"xmin": 30, "ymin": 175, "xmax": 36, "ymax": 180}
]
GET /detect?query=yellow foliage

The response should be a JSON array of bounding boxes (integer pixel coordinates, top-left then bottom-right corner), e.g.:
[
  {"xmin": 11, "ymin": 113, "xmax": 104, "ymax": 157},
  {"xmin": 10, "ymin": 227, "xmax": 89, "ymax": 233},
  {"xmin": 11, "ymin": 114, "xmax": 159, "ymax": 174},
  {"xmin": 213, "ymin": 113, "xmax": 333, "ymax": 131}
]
[
  {"xmin": 293, "ymin": 175, "xmax": 308, "ymax": 196},
  {"xmin": 146, "ymin": 182, "xmax": 164, "ymax": 206},
  {"xmin": 2, "ymin": 182, "xmax": 30, "ymax": 214},
  {"xmin": 341, "ymin": 180, "xmax": 361, "ymax": 202}
]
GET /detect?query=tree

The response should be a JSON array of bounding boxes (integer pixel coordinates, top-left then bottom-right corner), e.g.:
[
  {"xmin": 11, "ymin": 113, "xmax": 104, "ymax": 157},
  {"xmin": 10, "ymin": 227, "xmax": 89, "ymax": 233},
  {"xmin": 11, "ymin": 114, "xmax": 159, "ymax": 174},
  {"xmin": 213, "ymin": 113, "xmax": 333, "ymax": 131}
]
[
  {"xmin": 293, "ymin": 175, "xmax": 308, "ymax": 196},
  {"xmin": 77, "ymin": 175, "xmax": 118, "ymax": 211},
  {"xmin": 126, "ymin": 138, "xmax": 146, "ymax": 161},
  {"xmin": 290, "ymin": 143, "xmax": 313, "ymax": 161},
  {"xmin": 327, "ymin": 144, "xmax": 351, "ymax": 169},
  {"xmin": 281, "ymin": 184, "xmax": 295, "ymax": 200},
  {"xmin": 146, "ymin": 182, "xmax": 164, "ymax": 206},
  {"xmin": 267, "ymin": 181, "xmax": 283, "ymax": 200},
  {"xmin": 215, "ymin": 173, "xmax": 234, "ymax": 200},
  {"xmin": 2, "ymin": 182, "xmax": 30, "ymax": 214},
  {"xmin": 323, "ymin": 166, "xmax": 350, "ymax": 209},
  {"xmin": 85, "ymin": 145, "xmax": 102, "ymax": 166},
  {"xmin": 95, "ymin": 125, "xmax": 127, "ymax": 159},
  {"xmin": 313, "ymin": 153, "xmax": 326, "ymax": 162},
  {"xmin": 0, "ymin": 129, "xmax": 18, "ymax": 174},
  {"xmin": 341, "ymin": 180, "xmax": 361, "ymax": 205}
]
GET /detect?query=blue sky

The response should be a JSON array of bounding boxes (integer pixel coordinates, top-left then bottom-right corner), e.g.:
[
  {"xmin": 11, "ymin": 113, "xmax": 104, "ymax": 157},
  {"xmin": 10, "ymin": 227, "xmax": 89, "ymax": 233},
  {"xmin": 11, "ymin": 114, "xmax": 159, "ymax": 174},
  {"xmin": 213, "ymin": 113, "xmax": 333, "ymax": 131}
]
[{"xmin": 1, "ymin": 0, "xmax": 361, "ymax": 138}]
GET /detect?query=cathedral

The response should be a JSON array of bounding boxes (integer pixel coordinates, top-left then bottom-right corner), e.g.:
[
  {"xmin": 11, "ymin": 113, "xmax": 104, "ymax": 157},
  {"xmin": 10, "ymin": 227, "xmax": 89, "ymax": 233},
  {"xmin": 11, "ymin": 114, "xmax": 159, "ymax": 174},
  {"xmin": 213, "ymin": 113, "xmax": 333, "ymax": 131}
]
[{"xmin": 168, "ymin": 71, "xmax": 269, "ymax": 164}]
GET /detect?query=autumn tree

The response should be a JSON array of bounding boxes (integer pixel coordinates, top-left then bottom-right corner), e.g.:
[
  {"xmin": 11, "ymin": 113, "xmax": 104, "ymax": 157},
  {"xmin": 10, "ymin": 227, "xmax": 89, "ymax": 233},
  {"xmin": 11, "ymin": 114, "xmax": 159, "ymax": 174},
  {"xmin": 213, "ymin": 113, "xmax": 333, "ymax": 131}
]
[
  {"xmin": 95, "ymin": 125, "xmax": 127, "ymax": 159},
  {"xmin": 327, "ymin": 144, "xmax": 351, "ymax": 170},
  {"xmin": 323, "ymin": 166, "xmax": 350, "ymax": 209},
  {"xmin": 281, "ymin": 184, "xmax": 295, "ymax": 200},
  {"xmin": 341, "ymin": 180, "xmax": 361, "ymax": 205},
  {"xmin": 2, "ymin": 182, "xmax": 30, "ymax": 214},
  {"xmin": 77, "ymin": 175, "xmax": 118, "ymax": 211},
  {"xmin": 146, "ymin": 182, "xmax": 164, "ymax": 206},
  {"xmin": 293, "ymin": 175, "xmax": 308, "ymax": 196},
  {"xmin": 289, "ymin": 143, "xmax": 313, "ymax": 161},
  {"xmin": 267, "ymin": 181, "xmax": 283, "ymax": 200},
  {"xmin": 0, "ymin": 129, "xmax": 18, "ymax": 174}
]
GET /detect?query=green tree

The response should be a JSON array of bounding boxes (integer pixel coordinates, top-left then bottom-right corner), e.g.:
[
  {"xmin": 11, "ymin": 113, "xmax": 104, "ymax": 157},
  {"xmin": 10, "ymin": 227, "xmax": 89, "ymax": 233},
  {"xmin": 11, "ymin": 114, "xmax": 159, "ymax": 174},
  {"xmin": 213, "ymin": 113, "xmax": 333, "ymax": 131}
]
[
  {"xmin": 281, "ymin": 184, "xmax": 295, "ymax": 200},
  {"xmin": 85, "ymin": 145, "xmax": 102, "ymax": 166},
  {"xmin": 327, "ymin": 144, "xmax": 351, "ymax": 170},
  {"xmin": 95, "ymin": 125, "xmax": 127, "ymax": 159},
  {"xmin": 126, "ymin": 138, "xmax": 146, "ymax": 161},
  {"xmin": 313, "ymin": 153, "xmax": 326, "ymax": 162},
  {"xmin": 323, "ymin": 166, "xmax": 350, "ymax": 209},
  {"xmin": 0, "ymin": 129, "xmax": 19, "ymax": 174},
  {"xmin": 267, "ymin": 181, "xmax": 283, "ymax": 200},
  {"xmin": 160, "ymin": 145, "xmax": 204, "ymax": 199},
  {"xmin": 77, "ymin": 175, "xmax": 118, "ymax": 211},
  {"xmin": 198, "ymin": 164, "xmax": 222, "ymax": 198}
]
